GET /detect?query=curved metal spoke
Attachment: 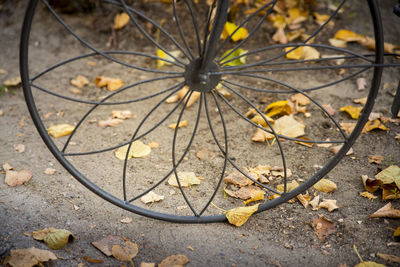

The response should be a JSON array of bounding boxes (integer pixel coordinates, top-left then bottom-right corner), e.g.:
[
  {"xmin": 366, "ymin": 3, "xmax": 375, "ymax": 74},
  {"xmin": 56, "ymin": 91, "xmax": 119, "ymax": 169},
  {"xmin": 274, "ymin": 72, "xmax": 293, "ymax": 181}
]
[
  {"xmin": 63, "ymin": 82, "xmax": 186, "ymax": 156},
  {"xmin": 217, "ymin": 0, "xmax": 276, "ymax": 63},
  {"xmin": 119, "ymin": 0, "xmax": 189, "ymax": 65},
  {"xmin": 172, "ymin": 0, "xmax": 195, "ymax": 60}
]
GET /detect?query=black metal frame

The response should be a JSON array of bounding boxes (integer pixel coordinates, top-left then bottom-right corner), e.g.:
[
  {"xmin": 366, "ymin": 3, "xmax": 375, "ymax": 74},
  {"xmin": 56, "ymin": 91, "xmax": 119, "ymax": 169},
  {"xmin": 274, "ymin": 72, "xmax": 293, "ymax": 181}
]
[{"xmin": 20, "ymin": 0, "xmax": 388, "ymax": 223}]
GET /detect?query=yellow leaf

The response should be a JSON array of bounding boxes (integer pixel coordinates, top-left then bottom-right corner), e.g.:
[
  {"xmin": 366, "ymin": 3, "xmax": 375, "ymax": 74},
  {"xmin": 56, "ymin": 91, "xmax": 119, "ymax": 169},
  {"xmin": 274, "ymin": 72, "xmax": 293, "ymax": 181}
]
[
  {"xmin": 168, "ymin": 120, "xmax": 188, "ymax": 129},
  {"xmin": 47, "ymin": 124, "xmax": 75, "ymax": 138},
  {"xmin": 225, "ymin": 204, "xmax": 259, "ymax": 227},
  {"xmin": 114, "ymin": 141, "xmax": 151, "ymax": 160},
  {"xmin": 313, "ymin": 178, "xmax": 337, "ymax": 193},
  {"xmin": 168, "ymin": 171, "xmax": 200, "ymax": 187},
  {"xmin": 363, "ymin": 119, "xmax": 389, "ymax": 132},
  {"xmin": 340, "ymin": 105, "xmax": 363, "ymax": 119},
  {"xmin": 334, "ymin": 29, "xmax": 364, "ymax": 42},
  {"xmin": 222, "ymin": 21, "xmax": 248, "ymax": 42},
  {"xmin": 43, "ymin": 229, "xmax": 75, "ymax": 250},
  {"xmin": 285, "ymin": 46, "xmax": 303, "ymax": 60},
  {"xmin": 114, "ymin": 12, "xmax": 130, "ymax": 30},
  {"xmin": 156, "ymin": 49, "xmax": 180, "ymax": 69},
  {"xmin": 265, "ymin": 100, "xmax": 292, "ymax": 117}
]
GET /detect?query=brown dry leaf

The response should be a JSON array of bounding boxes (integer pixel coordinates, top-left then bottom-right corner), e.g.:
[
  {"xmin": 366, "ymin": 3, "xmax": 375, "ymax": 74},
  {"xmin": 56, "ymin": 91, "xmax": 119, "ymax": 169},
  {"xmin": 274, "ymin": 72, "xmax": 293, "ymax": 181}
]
[
  {"xmin": 290, "ymin": 93, "xmax": 310, "ymax": 106},
  {"xmin": 83, "ymin": 256, "xmax": 104, "ymax": 263},
  {"xmin": 340, "ymin": 105, "xmax": 363, "ymax": 119},
  {"xmin": 114, "ymin": 12, "xmax": 130, "ymax": 30},
  {"xmin": 4, "ymin": 247, "xmax": 57, "ymax": 267},
  {"xmin": 272, "ymin": 27, "xmax": 288, "ymax": 44},
  {"xmin": 31, "ymin": 228, "xmax": 56, "ymax": 241},
  {"xmin": 70, "ymin": 75, "xmax": 89, "ymax": 88},
  {"xmin": 311, "ymin": 216, "xmax": 336, "ymax": 241},
  {"xmin": 310, "ymin": 195, "xmax": 320, "ymax": 210},
  {"xmin": 94, "ymin": 76, "xmax": 124, "ymax": 91},
  {"xmin": 369, "ymin": 203, "xmax": 400, "ymax": 218},
  {"xmin": 114, "ymin": 141, "xmax": 151, "ymax": 160},
  {"xmin": 196, "ymin": 149, "xmax": 216, "ymax": 161},
  {"xmin": 368, "ymin": 155, "xmax": 383, "ymax": 164},
  {"xmin": 313, "ymin": 178, "xmax": 337, "ymax": 193},
  {"xmin": 363, "ymin": 119, "xmax": 389, "ymax": 133},
  {"xmin": 168, "ymin": 120, "xmax": 188, "ymax": 129},
  {"xmin": 159, "ymin": 254, "xmax": 189, "ymax": 267},
  {"xmin": 322, "ymin": 104, "xmax": 336, "ymax": 116},
  {"xmin": 251, "ymin": 128, "xmax": 275, "ymax": 142},
  {"xmin": 360, "ymin": 191, "xmax": 377, "ymax": 200},
  {"xmin": 5, "ymin": 170, "xmax": 32, "ymax": 187},
  {"xmin": 223, "ymin": 169, "xmax": 256, "ymax": 187},
  {"xmin": 43, "ymin": 229, "xmax": 74, "ymax": 250},
  {"xmin": 3, "ymin": 76, "xmax": 21, "ymax": 87},
  {"xmin": 319, "ymin": 199, "xmax": 338, "ymax": 212},
  {"xmin": 340, "ymin": 122, "xmax": 356, "ymax": 134},
  {"xmin": 111, "ymin": 110, "xmax": 132, "ymax": 120},
  {"xmin": 334, "ymin": 29, "xmax": 364, "ymax": 42},
  {"xmin": 98, "ymin": 118, "xmax": 123, "ymax": 128},
  {"xmin": 111, "ymin": 241, "xmax": 138, "ymax": 262},
  {"xmin": 168, "ymin": 172, "xmax": 200, "ymax": 187},
  {"xmin": 375, "ymin": 165, "xmax": 400, "ymax": 189},
  {"xmin": 47, "ymin": 124, "xmax": 75, "ymax": 138},
  {"xmin": 329, "ymin": 38, "xmax": 347, "ymax": 48},
  {"xmin": 354, "ymin": 97, "xmax": 367, "ymax": 105},
  {"xmin": 120, "ymin": 217, "xmax": 133, "ymax": 224},
  {"xmin": 356, "ymin": 77, "xmax": 367, "ymax": 91},
  {"xmin": 361, "ymin": 175, "xmax": 381, "ymax": 193},
  {"xmin": 148, "ymin": 141, "xmax": 159, "ymax": 148},
  {"xmin": 273, "ymin": 115, "xmax": 305, "ymax": 138},
  {"xmin": 225, "ymin": 204, "xmax": 260, "ymax": 227},
  {"xmin": 376, "ymin": 253, "xmax": 400, "ymax": 264},
  {"xmin": 140, "ymin": 191, "xmax": 164, "ymax": 204},
  {"xmin": 92, "ymin": 235, "xmax": 125, "ymax": 256},
  {"xmin": 14, "ymin": 143, "xmax": 25, "ymax": 153}
]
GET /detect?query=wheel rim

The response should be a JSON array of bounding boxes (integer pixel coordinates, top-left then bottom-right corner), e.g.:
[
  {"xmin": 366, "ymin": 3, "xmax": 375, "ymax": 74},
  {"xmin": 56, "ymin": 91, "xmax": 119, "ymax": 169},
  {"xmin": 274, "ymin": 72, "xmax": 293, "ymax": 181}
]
[{"xmin": 20, "ymin": 0, "xmax": 384, "ymax": 223}]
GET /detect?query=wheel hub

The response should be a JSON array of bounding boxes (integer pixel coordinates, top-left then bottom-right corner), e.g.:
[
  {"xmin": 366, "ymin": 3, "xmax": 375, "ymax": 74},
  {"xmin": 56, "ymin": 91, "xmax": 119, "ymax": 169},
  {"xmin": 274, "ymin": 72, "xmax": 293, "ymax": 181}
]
[{"xmin": 184, "ymin": 58, "xmax": 221, "ymax": 93}]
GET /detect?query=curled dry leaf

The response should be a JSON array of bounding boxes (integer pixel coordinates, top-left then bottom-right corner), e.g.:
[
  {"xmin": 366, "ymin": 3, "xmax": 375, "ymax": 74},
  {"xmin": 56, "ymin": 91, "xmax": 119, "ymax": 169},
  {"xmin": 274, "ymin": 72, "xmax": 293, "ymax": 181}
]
[
  {"xmin": 340, "ymin": 106, "xmax": 363, "ymax": 119},
  {"xmin": 168, "ymin": 120, "xmax": 188, "ymax": 129},
  {"xmin": 70, "ymin": 75, "xmax": 89, "ymax": 88},
  {"xmin": 311, "ymin": 216, "xmax": 336, "ymax": 241},
  {"xmin": 112, "ymin": 241, "xmax": 139, "ymax": 262},
  {"xmin": 273, "ymin": 115, "xmax": 305, "ymax": 138},
  {"xmin": 360, "ymin": 191, "xmax": 377, "ymax": 200},
  {"xmin": 5, "ymin": 170, "xmax": 32, "ymax": 187},
  {"xmin": 159, "ymin": 254, "xmax": 189, "ymax": 267},
  {"xmin": 140, "ymin": 191, "xmax": 164, "ymax": 204},
  {"xmin": 94, "ymin": 76, "xmax": 124, "ymax": 91},
  {"xmin": 114, "ymin": 141, "xmax": 151, "ymax": 160},
  {"xmin": 313, "ymin": 178, "xmax": 337, "ymax": 193},
  {"xmin": 319, "ymin": 199, "xmax": 339, "ymax": 212},
  {"xmin": 98, "ymin": 118, "xmax": 123, "ymax": 128},
  {"xmin": 223, "ymin": 169, "xmax": 256, "ymax": 187},
  {"xmin": 225, "ymin": 204, "xmax": 260, "ymax": 227},
  {"xmin": 114, "ymin": 12, "xmax": 130, "ymax": 30},
  {"xmin": 168, "ymin": 172, "xmax": 200, "ymax": 187},
  {"xmin": 47, "ymin": 124, "xmax": 75, "ymax": 138},
  {"xmin": 3, "ymin": 76, "xmax": 21, "ymax": 87},
  {"xmin": 44, "ymin": 229, "xmax": 75, "ymax": 250},
  {"xmin": 111, "ymin": 110, "xmax": 132, "ymax": 120},
  {"xmin": 4, "ymin": 247, "xmax": 57, "ymax": 267},
  {"xmin": 356, "ymin": 77, "xmax": 367, "ymax": 91},
  {"xmin": 368, "ymin": 155, "xmax": 383, "ymax": 164},
  {"xmin": 369, "ymin": 203, "xmax": 400, "ymax": 218},
  {"xmin": 13, "ymin": 143, "xmax": 25, "ymax": 153}
]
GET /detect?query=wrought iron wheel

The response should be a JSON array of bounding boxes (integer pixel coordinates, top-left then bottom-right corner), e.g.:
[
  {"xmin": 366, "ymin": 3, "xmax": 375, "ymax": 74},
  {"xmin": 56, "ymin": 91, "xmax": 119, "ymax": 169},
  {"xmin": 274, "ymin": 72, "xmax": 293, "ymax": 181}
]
[{"xmin": 20, "ymin": 0, "xmax": 384, "ymax": 223}]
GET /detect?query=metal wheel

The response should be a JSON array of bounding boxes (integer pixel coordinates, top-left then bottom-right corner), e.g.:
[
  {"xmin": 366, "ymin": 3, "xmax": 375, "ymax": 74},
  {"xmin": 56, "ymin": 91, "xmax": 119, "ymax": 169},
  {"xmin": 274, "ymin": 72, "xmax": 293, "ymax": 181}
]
[{"xmin": 20, "ymin": 0, "xmax": 384, "ymax": 223}]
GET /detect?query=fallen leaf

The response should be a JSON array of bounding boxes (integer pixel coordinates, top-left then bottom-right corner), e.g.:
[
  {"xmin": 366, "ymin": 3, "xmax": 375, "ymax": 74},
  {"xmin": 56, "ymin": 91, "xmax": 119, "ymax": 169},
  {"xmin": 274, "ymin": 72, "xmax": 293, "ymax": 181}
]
[
  {"xmin": 47, "ymin": 124, "xmax": 75, "ymax": 138},
  {"xmin": 120, "ymin": 217, "xmax": 133, "ymax": 224},
  {"xmin": 168, "ymin": 120, "xmax": 188, "ymax": 129},
  {"xmin": 156, "ymin": 49, "xmax": 181, "ymax": 69},
  {"xmin": 265, "ymin": 100, "xmax": 292, "ymax": 117},
  {"xmin": 140, "ymin": 191, "xmax": 164, "ymax": 204},
  {"xmin": 94, "ymin": 76, "xmax": 124, "ymax": 91},
  {"xmin": 83, "ymin": 256, "xmax": 104, "ymax": 263},
  {"xmin": 111, "ymin": 110, "xmax": 132, "ymax": 120},
  {"xmin": 112, "ymin": 241, "xmax": 138, "ymax": 262},
  {"xmin": 114, "ymin": 141, "xmax": 151, "ymax": 160},
  {"xmin": 13, "ymin": 144, "xmax": 25, "ymax": 153},
  {"xmin": 148, "ymin": 141, "xmax": 159, "ymax": 148},
  {"xmin": 310, "ymin": 195, "xmax": 320, "ymax": 210},
  {"xmin": 159, "ymin": 254, "xmax": 189, "ymax": 267},
  {"xmin": 368, "ymin": 155, "xmax": 383, "ymax": 164},
  {"xmin": 223, "ymin": 169, "xmax": 256, "ymax": 187},
  {"xmin": 221, "ymin": 21, "xmax": 248, "ymax": 42},
  {"xmin": 319, "ymin": 199, "xmax": 338, "ymax": 212},
  {"xmin": 375, "ymin": 165, "xmax": 400, "ymax": 189},
  {"xmin": 334, "ymin": 29, "xmax": 364, "ymax": 42},
  {"xmin": 376, "ymin": 253, "xmax": 400, "ymax": 264},
  {"xmin": 225, "ymin": 204, "xmax": 259, "ymax": 227},
  {"xmin": 4, "ymin": 247, "xmax": 57, "ymax": 267},
  {"xmin": 196, "ymin": 149, "xmax": 216, "ymax": 161},
  {"xmin": 98, "ymin": 118, "xmax": 123, "ymax": 128},
  {"xmin": 361, "ymin": 175, "xmax": 381, "ymax": 193},
  {"xmin": 340, "ymin": 106, "xmax": 363, "ymax": 119},
  {"xmin": 3, "ymin": 76, "xmax": 21, "ymax": 87},
  {"xmin": 363, "ymin": 119, "xmax": 389, "ymax": 132},
  {"xmin": 168, "ymin": 172, "xmax": 200, "ymax": 187},
  {"xmin": 5, "ymin": 170, "xmax": 32, "ymax": 186},
  {"xmin": 313, "ymin": 178, "xmax": 337, "ymax": 193},
  {"xmin": 44, "ymin": 229, "xmax": 75, "ymax": 250},
  {"xmin": 221, "ymin": 48, "xmax": 247, "ymax": 66},
  {"xmin": 354, "ymin": 97, "xmax": 367, "ymax": 105},
  {"xmin": 356, "ymin": 77, "xmax": 367, "ymax": 91},
  {"xmin": 70, "ymin": 75, "xmax": 89, "ymax": 89},
  {"xmin": 92, "ymin": 235, "xmax": 125, "ymax": 256},
  {"xmin": 311, "ymin": 216, "xmax": 336, "ymax": 241},
  {"xmin": 273, "ymin": 115, "xmax": 305, "ymax": 138},
  {"xmin": 360, "ymin": 191, "xmax": 377, "ymax": 200},
  {"xmin": 114, "ymin": 12, "xmax": 130, "ymax": 30},
  {"xmin": 369, "ymin": 203, "xmax": 400, "ymax": 218}
]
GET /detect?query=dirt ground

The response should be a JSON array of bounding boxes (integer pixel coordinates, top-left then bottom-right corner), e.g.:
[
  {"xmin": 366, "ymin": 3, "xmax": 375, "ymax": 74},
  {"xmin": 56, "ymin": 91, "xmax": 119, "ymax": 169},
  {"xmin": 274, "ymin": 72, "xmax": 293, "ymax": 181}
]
[{"xmin": 1, "ymin": 0, "xmax": 400, "ymax": 266}]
